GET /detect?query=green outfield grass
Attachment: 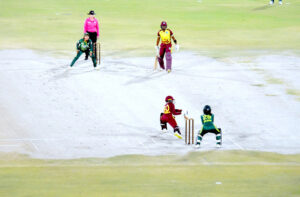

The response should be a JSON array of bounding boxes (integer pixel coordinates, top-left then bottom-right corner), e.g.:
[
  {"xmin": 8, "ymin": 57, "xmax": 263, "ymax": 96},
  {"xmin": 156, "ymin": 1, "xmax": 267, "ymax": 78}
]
[
  {"xmin": 0, "ymin": 0, "xmax": 300, "ymax": 55},
  {"xmin": 0, "ymin": 151, "xmax": 299, "ymax": 197}
]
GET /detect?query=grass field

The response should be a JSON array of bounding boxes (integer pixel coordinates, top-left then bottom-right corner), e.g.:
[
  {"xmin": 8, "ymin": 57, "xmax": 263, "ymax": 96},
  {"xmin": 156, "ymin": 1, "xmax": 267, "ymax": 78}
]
[
  {"xmin": 0, "ymin": 1, "xmax": 300, "ymax": 196},
  {"xmin": 0, "ymin": 0, "xmax": 300, "ymax": 55},
  {"xmin": 0, "ymin": 151, "xmax": 299, "ymax": 197}
]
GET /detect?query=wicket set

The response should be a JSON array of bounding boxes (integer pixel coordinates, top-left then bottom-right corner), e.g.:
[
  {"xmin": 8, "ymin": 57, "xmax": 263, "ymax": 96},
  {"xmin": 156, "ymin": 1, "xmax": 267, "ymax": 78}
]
[
  {"xmin": 93, "ymin": 43, "xmax": 101, "ymax": 65},
  {"xmin": 97, "ymin": 43, "xmax": 101, "ymax": 65},
  {"xmin": 185, "ymin": 117, "xmax": 194, "ymax": 145}
]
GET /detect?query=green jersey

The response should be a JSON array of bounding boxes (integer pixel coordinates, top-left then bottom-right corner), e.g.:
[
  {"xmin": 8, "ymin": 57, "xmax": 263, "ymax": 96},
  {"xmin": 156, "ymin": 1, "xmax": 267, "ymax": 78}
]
[
  {"xmin": 76, "ymin": 38, "xmax": 93, "ymax": 52},
  {"xmin": 201, "ymin": 114, "xmax": 217, "ymax": 130}
]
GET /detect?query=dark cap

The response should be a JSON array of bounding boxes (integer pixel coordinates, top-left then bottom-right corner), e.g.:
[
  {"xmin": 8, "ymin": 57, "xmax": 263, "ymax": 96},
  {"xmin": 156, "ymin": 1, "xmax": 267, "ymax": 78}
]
[{"xmin": 88, "ymin": 10, "xmax": 95, "ymax": 15}]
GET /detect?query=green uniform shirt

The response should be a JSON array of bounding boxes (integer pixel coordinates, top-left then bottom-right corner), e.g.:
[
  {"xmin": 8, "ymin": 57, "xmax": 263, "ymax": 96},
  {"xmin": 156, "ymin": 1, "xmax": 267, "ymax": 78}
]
[
  {"xmin": 76, "ymin": 38, "xmax": 93, "ymax": 52},
  {"xmin": 201, "ymin": 114, "xmax": 217, "ymax": 130}
]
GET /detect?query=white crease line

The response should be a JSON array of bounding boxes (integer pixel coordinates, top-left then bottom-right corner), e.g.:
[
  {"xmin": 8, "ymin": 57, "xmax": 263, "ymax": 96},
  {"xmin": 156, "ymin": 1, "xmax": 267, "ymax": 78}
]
[
  {"xmin": 0, "ymin": 138, "xmax": 110, "ymax": 141},
  {"xmin": 0, "ymin": 144, "xmax": 21, "ymax": 147},
  {"xmin": 0, "ymin": 138, "xmax": 54, "ymax": 141},
  {"xmin": 227, "ymin": 136, "xmax": 245, "ymax": 150},
  {"xmin": 30, "ymin": 141, "xmax": 39, "ymax": 152}
]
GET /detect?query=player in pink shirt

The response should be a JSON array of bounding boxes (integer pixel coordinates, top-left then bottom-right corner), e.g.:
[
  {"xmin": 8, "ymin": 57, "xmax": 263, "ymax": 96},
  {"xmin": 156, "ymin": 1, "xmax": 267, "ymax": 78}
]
[{"xmin": 83, "ymin": 10, "xmax": 99, "ymax": 60}]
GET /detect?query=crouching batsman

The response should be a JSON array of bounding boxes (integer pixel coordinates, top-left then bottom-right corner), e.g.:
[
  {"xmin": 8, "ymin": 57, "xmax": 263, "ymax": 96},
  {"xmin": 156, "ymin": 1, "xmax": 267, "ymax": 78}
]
[
  {"xmin": 155, "ymin": 21, "xmax": 179, "ymax": 73},
  {"xmin": 196, "ymin": 105, "xmax": 222, "ymax": 148},
  {"xmin": 70, "ymin": 33, "xmax": 97, "ymax": 68},
  {"xmin": 160, "ymin": 96, "xmax": 182, "ymax": 139}
]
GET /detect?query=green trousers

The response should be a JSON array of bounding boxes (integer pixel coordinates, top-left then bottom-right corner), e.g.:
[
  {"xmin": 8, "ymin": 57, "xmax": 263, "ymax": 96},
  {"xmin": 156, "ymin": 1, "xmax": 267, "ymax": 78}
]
[{"xmin": 70, "ymin": 50, "xmax": 97, "ymax": 67}]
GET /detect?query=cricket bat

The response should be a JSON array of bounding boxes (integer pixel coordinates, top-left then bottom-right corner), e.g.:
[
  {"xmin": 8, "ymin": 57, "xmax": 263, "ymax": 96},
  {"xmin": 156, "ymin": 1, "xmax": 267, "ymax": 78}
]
[{"xmin": 154, "ymin": 56, "xmax": 158, "ymax": 70}]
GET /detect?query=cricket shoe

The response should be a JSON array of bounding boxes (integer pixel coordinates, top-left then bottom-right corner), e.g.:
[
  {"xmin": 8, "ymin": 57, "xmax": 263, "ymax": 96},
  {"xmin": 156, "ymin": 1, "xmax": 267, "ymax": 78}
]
[
  {"xmin": 174, "ymin": 131, "xmax": 182, "ymax": 139},
  {"xmin": 167, "ymin": 69, "xmax": 171, "ymax": 73},
  {"xmin": 195, "ymin": 143, "xmax": 201, "ymax": 148},
  {"xmin": 161, "ymin": 123, "xmax": 167, "ymax": 130},
  {"xmin": 269, "ymin": 0, "xmax": 274, "ymax": 4},
  {"xmin": 216, "ymin": 144, "xmax": 221, "ymax": 148},
  {"xmin": 279, "ymin": 1, "xmax": 282, "ymax": 5}
]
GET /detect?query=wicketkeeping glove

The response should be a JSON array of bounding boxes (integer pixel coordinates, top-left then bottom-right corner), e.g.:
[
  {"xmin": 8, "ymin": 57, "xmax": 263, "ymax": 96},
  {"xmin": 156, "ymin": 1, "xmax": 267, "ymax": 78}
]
[{"xmin": 175, "ymin": 44, "xmax": 180, "ymax": 52}]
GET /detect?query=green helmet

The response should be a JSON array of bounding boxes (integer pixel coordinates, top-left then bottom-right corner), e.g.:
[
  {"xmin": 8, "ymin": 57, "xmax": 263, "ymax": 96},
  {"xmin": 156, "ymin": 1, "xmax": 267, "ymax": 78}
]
[{"xmin": 84, "ymin": 33, "xmax": 89, "ymax": 37}]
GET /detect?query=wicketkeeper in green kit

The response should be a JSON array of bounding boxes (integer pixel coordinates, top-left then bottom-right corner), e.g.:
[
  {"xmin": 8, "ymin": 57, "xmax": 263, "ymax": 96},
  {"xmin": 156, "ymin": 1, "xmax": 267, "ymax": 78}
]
[
  {"xmin": 196, "ymin": 105, "xmax": 222, "ymax": 148},
  {"xmin": 70, "ymin": 33, "xmax": 97, "ymax": 68}
]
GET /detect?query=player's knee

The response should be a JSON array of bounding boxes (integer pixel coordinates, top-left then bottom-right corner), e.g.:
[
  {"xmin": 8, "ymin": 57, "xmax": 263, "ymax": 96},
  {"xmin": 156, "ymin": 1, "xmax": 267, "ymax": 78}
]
[{"xmin": 166, "ymin": 52, "xmax": 172, "ymax": 60}]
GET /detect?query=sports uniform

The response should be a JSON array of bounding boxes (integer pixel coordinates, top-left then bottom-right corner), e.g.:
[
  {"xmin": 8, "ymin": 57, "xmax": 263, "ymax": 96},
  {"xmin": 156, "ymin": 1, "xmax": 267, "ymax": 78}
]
[
  {"xmin": 70, "ymin": 34, "xmax": 97, "ymax": 68},
  {"xmin": 196, "ymin": 105, "xmax": 222, "ymax": 147},
  {"xmin": 160, "ymin": 96, "xmax": 182, "ymax": 138},
  {"xmin": 156, "ymin": 21, "xmax": 178, "ymax": 72},
  {"xmin": 157, "ymin": 29, "xmax": 173, "ymax": 70},
  {"xmin": 84, "ymin": 10, "xmax": 99, "ymax": 60}
]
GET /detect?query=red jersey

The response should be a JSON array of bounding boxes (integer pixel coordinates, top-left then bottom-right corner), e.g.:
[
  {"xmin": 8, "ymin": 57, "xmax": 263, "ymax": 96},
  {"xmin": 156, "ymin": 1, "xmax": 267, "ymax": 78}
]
[{"xmin": 163, "ymin": 103, "xmax": 182, "ymax": 116}]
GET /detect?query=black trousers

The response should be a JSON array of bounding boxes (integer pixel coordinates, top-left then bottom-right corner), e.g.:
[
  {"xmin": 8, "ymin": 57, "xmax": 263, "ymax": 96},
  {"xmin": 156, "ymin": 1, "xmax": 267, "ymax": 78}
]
[
  {"xmin": 200, "ymin": 128, "xmax": 221, "ymax": 136},
  {"xmin": 87, "ymin": 31, "xmax": 97, "ymax": 43},
  {"xmin": 86, "ymin": 32, "xmax": 98, "ymax": 57},
  {"xmin": 84, "ymin": 49, "xmax": 90, "ymax": 57}
]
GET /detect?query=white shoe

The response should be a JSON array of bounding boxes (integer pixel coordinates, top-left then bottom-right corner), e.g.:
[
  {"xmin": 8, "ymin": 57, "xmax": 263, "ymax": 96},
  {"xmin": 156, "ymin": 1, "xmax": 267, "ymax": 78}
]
[
  {"xmin": 157, "ymin": 67, "xmax": 164, "ymax": 71},
  {"xmin": 195, "ymin": 144, "xmax": 201, "ymax": 148},
  {"xmin": 167, "ymin": 69, "xmax": 171, "ymax": 73},
  {"xmin": 269, "ymin": 0, "xmax": 274, "ymax": 4},
  {"xmin": 216, "ymin": 144, "xmax": 221, "ymax": 148},
  {"xmin": 279, "ymin": 1, "xmax": 282, "ymax": 5}
]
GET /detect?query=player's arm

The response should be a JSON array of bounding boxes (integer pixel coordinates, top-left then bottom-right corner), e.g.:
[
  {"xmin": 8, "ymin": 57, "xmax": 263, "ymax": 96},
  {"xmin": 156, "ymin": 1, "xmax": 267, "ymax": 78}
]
[
  {"xmin": 156, "ymin": 36, "xmax": 160, "ymax": 46},
  {"xmin": 169, "ymin": 29, "xmax": 177, "ymax": 45},
  {"xmin": 201, "ymin": 115, "xmax": 204, "ymax": 124},
  {"xmin": 171, "ymin": 35, "xmax": 177, "ymax": 45},
  {"xmin": 89, "ymin": 40, "xmax": 93, "ymax": 56},
  {"xmin": 156, "ymin": 30, "xmax": 161, "ymax": 46},
  {"xmin": 212, "ymin": 114, "xmax": 219, "ymax": 131},
  {"xmin": 84, "ymin": 19, "xmax": 88, "ymax": 33},
  {"xmin": 170, "ymin": 104, "xmax": 181, "ymax": 115},
  {"xmin": 171, "ymin": 31, "xmax": 179, "ymax": 51},
  {"xmin": 155, "ymin": 35, "xmax": 160, "ymax": 56},
  {"xmin": 96, "ymin": 19, "xmax": 99, "ymax": 38},
  {"xmin": 76, "ymin": 40, "xmax": 81, "ymax": 52},
  {"xmin": 89, "ymin": 40, "xmax": 93, "ymax": 53},
  {"xmin": 174, "ymin": 109, "xmax": 182, "ymax": 115},
  {"xmin": 76, "ymin": 40, "xmax": 80, "ymax": 49}
]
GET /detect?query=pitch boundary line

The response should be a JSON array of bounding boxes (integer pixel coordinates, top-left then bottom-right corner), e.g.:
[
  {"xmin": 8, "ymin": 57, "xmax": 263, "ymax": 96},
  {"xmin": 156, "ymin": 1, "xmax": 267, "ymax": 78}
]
[{"xmin": 0, "ymin": 162, "xmax": 299, "ymax": 168}]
